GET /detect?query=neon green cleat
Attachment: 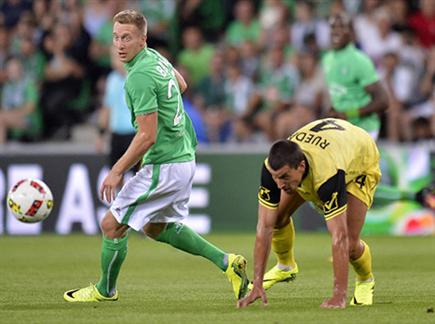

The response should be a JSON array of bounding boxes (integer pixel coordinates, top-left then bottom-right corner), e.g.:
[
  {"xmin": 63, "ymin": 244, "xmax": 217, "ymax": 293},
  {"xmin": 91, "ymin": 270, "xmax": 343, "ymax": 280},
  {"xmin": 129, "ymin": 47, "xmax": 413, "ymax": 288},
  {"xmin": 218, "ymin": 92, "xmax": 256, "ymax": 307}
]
[
  {"xmin": 225, "ymin": 254, "xmax": 249, "ymax": 300},
  {"xmin": 248, "ymin": 263, "xmax": 298, "ymax": 290},
  {"xmin": 64, "ymin": 284, "xmax": 118, "ymax": 302},
  {"xmin": 350, "ymin": 280, "xmax": 375, "ymax": 306}
]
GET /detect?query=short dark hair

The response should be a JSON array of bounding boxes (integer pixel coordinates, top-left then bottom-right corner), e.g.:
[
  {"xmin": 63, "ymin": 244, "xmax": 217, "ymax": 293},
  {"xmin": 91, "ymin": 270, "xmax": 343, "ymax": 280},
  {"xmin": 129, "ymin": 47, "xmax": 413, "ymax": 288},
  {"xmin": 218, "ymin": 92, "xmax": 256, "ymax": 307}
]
[
  {"xmin": 113, "ymin": 9, "xmax": 147, "ymax": 35},
  {"xmin": 268, "ymin": 140, "xmax": 305, "ymax": 170}
]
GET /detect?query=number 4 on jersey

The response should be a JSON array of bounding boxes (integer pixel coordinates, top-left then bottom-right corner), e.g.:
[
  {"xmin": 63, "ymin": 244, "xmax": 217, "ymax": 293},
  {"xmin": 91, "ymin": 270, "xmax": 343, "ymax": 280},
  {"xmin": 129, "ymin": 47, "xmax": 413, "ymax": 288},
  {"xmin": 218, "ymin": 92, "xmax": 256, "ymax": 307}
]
[{"xmin": 310, "ymin": 120, "xmax": 345, "ymax": 132}]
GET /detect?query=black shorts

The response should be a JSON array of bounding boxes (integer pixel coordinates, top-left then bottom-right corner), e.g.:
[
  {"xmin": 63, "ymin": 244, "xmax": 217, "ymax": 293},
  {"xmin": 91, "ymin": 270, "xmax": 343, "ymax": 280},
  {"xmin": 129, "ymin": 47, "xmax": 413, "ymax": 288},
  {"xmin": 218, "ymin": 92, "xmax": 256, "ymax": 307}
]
[{"xmin": 110, "ymin": 133, "xmax": 137, "ymax": 169}]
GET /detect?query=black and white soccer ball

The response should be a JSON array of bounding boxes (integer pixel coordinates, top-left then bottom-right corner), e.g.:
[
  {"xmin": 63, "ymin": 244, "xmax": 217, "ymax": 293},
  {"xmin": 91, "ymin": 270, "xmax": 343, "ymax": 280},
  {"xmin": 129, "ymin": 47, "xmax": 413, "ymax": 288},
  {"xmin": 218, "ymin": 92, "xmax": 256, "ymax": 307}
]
[{"xmin": 7, "ymin": 179, "xmax": 54, "ymax": 223}]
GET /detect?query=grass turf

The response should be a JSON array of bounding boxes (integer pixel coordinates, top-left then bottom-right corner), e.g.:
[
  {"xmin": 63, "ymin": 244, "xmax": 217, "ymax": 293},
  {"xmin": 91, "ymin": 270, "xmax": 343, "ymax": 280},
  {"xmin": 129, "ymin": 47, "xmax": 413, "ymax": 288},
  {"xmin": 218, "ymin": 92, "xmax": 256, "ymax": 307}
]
[{"xmin": 0, "ymin": 233, "xmax": 434, "ymax": 323}]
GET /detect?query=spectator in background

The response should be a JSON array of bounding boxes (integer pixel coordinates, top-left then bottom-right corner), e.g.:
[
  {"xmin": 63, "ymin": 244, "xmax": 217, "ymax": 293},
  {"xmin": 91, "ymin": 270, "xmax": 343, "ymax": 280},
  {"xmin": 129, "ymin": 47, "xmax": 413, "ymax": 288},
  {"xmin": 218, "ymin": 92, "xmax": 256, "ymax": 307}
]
[
  {"xmin": 194, "ymin": 50, "xmax": 227, "ymax": 142},
  {"xmin": 354, "ymin": 0, "xmax": 382, "ymax": 52},
  {"xmin": 223, "ymin": 63, "xmax": 254, "ymax": 142},
  {"xmin": 387, "ymin": 0, "xmax": 410, "ymax": 33},
  {"xmin": 239, "ymin": 40, "xmax": 261, "ymax": 81},
  {"xmin": 0, "ymin": 0, "xmax": 32, "ymax": 29},
  {"xmin": 65, "ymin": 8, "xmax": 92, "ymax": 68},
  {"xmin": 223, "ymin": 44, "xmax": 241, "ymax": 67},
  {"xmin": 235, "ymin": 45, "xmax": 299, "ymax": 142},
  {"xmin": 88, "ymin": 0, "xmax": 128, "ymax": 91},
  {"xmin": 83, "ymin": 0, "xmax": 111, "ymax": 37},
  {"xmin": 96, "ymin": 47, "xmax": 136, "ymax": 169},
  {"xmin": 398, "ymin": 28, "xmax": 426, "ymax": 95},
  {"xmin": 225, "ymin": 0, "xmax": 261, "ymax": 48},
  {"xmin": 138, "ymin": 0, "xmax": 176, "ymax": 48},
  {"xmin": 275, "ymin": 50, "xmax": 324, "ymax": 139},
  {"xmin": 366, "ymin": 7, "xmax": 403, "ymax": 64},
  {"xmin": 408, "ymin": 0, "xmax": 435, "ymax": 48},
  {"xmin": 177, "ymin": 0, "xmax": 227, "ymax": 43},
  {"xmin": 17, "ymin": 35, "xmax": 46, "ymax": 83},
  {"xmin": 258, "ymin": 0, "xmax": 289, "ymax": 50},
  {"xmin": 40, "ymin": 22, "xmax": 85, "ymax": 139},
  {"xmin": 268, "ymin": 24, "xmax": 296, "ymax": 63},
  {"xmin": 195, "ymin": 51, "xmax": 226, "ymax": 108},
  {"xmin": 31, "ymin": 0, "xmax": 50, "ymax": 36},
  {"xmin": 9, "ymin": 11, "xmax": 36, "ymax": 56},
  {"xmin": 291, "ymin": 0, "xmax": 329, "ymax": 52},
  {"xmin": 0, "ymin": 57, "xmax": 39, "ymax": 144},
  {"xmin": 176, "ymin": 65, "xmax": 209, "ymax": 144},
  {"xmin": 259, "ymin": 0, "xmax": 289, "ymax": 33},
  {"xmin": 379, "ymin": 51, "xmax": 414, "ymax": 141},
  {"xmin": 0, "ymin": 25, "xmax": 9, "ymax": 85},
  {"xmin": 401, "ymin": 48, "xmax": 435, "ymax": 141},
  {"xmin": 178, "ymin": 26, "xmax": 214, "ymax": 87}
]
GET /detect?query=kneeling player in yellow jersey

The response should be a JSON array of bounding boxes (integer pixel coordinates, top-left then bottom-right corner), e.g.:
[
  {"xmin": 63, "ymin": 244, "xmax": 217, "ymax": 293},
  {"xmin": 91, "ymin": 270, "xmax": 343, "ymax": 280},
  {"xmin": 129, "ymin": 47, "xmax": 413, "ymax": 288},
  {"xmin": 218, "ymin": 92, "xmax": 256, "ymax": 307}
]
[{"xmin": 239, "ymin": 118, "xmax": 380, "ymax": 309}]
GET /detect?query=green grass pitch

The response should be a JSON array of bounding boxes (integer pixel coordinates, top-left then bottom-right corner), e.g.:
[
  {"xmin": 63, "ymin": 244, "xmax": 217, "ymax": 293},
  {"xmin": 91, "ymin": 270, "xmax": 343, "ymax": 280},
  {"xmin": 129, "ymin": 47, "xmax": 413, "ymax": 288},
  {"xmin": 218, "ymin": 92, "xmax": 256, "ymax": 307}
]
[{"xmin": 1, "ymin": 233, "xmax": 435, "ymax": 323}]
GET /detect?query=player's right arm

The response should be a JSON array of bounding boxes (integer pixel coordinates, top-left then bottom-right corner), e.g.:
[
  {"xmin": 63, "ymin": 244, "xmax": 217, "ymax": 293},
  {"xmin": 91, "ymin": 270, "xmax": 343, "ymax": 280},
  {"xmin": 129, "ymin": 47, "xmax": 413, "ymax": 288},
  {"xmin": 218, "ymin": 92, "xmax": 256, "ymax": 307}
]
[
  {"xmin": 238, "ymin": 161, "xmax": 281, "ymax": 308},
  {"xmin": 238, "ymin": 203, "xmax": 278, "ymax": 308},
  {"xmin": 101, "ymin": 112, "xmax": 157, "ymax": 203},
  {"xmin": 100, "ymin": 70, "xmax": 158, "ymax": 203}
]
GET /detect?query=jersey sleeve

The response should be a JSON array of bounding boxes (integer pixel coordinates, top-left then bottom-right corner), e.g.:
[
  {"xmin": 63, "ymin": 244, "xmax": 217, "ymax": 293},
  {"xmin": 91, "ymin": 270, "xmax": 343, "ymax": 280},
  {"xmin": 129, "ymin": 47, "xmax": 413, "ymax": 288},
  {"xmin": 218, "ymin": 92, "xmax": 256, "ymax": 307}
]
[
  {"xmin": 258, "ymin": 161, "xmax": 281, "ymax": 209},
  {"xmin": 317, "ymin": 170, "xmax": 347, "ymax": 221},
  {"xmin": 355, "ymin": 53, "xmax": 379, "ymax": 87},
  {"xmin": 127, "ymin": 71, "xmax": 158, "ymax": 115}
]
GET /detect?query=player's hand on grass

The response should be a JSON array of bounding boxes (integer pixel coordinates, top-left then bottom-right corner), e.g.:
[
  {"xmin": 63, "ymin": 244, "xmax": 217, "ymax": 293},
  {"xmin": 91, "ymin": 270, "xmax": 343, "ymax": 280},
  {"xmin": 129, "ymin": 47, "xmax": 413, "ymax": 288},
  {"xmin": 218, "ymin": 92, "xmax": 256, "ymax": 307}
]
[
  {"xmin": 320, "ymin": 295, "xmax": 346, "ymax": 309},
  {"xmin": 100, "ymin": 170, "xmax": 124, "ymax": 203},
  {"xmin": 237, "ymin": 284, "xmax": 268, "ymax": 308}
]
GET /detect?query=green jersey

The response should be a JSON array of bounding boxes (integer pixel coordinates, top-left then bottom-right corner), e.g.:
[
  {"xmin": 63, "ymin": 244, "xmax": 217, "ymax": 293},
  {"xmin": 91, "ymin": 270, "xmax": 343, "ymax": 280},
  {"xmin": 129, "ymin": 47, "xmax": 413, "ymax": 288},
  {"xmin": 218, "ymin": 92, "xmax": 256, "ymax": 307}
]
[
  {"xmin": 321, "ymin": 44, "xmax": 380, "ymax": 132},
  {"xmin": 124, "ymin": 48, "xmax": 197, "ymax": 165}
]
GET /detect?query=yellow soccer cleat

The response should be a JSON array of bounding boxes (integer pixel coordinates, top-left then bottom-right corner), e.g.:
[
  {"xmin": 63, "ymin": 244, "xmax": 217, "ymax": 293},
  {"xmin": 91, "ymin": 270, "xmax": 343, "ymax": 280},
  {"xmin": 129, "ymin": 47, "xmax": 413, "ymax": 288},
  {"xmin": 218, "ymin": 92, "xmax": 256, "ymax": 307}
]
[
  {"xmin": 225, "ymin": 254, "xmax": 249, "ymax": 300},
  {"xmin": 64, "ymin": 284, "xmax": 119, "ymax": 302},
  {"xmin": 350, "ymin": 280, "xmax": 375, "ymax": 306},
  {"xmin": 248, "ymin": 263, "xmax": 298, "ymax": 290}
]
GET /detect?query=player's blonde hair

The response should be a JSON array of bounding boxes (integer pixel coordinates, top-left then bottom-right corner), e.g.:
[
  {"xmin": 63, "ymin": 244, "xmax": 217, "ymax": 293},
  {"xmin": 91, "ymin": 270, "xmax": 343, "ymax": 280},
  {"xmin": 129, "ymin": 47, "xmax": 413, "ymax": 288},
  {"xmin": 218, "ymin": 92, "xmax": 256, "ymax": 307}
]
[{"xmin": 113, "ymin": 9, "xmax": 147, "ymax": 35}]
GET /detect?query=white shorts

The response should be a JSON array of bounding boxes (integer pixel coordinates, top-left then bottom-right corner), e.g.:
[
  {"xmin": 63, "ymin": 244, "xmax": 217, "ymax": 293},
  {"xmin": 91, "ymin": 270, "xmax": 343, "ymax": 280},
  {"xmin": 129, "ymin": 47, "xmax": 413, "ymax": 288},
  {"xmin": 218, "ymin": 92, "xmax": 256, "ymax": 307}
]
[{"xmin": 110, "ymin": 160, "xmax": 195, "ymax": 231}]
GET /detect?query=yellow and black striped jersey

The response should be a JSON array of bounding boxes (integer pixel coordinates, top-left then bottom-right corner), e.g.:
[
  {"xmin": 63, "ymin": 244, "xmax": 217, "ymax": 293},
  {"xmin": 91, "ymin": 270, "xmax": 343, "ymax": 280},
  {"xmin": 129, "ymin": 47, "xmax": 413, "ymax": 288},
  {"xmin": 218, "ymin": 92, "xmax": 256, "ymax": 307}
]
[{"xmin": 258, "ymin": 118, "xmax": 380, "ymax": 220}]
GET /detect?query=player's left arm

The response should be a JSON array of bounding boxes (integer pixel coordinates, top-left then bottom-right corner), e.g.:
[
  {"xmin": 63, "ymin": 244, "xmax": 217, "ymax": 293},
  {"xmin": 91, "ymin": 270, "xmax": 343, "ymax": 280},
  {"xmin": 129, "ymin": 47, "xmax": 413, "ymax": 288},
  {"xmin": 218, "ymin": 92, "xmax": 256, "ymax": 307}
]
[
  {"xmin": 358, "ymin": 81, "xmax": 388, "ymax": 117},
  {"xmin": 112, "ymin": 113, "xmax": 157, "ymax": 174},
  {"xmin": 318, "ymin": 170, "xmax": 349, "ymax": 308},
  {"xmin": 322, "ymin": 209, "xmax": 348, "ymax": 308},
  {"xmin": 356, "ymin": 54, "xmax": 388, "ymax": 117}
]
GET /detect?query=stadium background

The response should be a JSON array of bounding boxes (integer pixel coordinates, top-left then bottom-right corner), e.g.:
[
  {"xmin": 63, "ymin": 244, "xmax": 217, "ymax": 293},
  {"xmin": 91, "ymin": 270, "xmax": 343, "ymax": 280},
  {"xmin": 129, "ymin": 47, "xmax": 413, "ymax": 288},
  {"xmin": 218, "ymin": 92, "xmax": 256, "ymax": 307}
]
[{"xmin": 0, "ymin": 0, "xmax": 433, "ymax": 235}]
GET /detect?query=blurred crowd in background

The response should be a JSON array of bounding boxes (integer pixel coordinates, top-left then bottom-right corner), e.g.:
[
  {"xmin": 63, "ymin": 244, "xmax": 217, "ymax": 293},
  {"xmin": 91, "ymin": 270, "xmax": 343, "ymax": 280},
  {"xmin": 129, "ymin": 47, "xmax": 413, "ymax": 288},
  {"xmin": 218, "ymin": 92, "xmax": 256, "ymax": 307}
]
[{"xmin": 0, "ymin": 0, "xmax": 433, "ymax": 147}]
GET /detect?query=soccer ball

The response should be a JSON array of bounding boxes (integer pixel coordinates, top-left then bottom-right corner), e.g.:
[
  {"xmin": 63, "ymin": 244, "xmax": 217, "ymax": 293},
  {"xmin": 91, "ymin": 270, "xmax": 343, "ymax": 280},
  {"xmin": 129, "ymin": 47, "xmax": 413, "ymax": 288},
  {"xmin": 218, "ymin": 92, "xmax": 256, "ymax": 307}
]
[{"xmin": 7, "ymin": 179, "xmax": 54, "ymax": 223}]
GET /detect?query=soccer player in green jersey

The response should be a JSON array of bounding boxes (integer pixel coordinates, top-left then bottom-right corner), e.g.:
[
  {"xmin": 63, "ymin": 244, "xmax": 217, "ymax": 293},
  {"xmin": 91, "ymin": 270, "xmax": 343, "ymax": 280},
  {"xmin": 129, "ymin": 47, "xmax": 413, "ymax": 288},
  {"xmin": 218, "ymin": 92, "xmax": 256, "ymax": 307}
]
[
  {"xmin": 64, "ymin": 9, "xmax": 248, "ymax": 304},
  {"xmin": 322, "ymin": 12, "xmax": 388, "ymax": 139}
]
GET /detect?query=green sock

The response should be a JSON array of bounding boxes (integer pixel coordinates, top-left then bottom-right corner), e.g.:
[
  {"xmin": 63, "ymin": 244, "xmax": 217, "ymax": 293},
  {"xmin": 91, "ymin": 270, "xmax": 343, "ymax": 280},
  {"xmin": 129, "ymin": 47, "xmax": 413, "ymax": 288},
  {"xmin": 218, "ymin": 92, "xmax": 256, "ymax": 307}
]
[
  {"xmin": 156, "ymin": 223, "xmax": 227, "ymax": 271},
  {"xmin": 95, "ymin": 235, "xmax": 128, "ymax": 297},
  {"xmin": 375, "ymin": 184, "xmax": 415, "ymax": 204}
]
